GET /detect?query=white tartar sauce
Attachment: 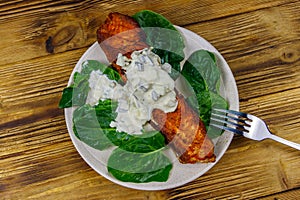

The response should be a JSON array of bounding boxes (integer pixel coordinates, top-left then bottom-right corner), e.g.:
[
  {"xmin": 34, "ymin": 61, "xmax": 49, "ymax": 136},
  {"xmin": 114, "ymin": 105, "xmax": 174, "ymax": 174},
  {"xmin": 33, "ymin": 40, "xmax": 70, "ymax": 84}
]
[
  {"xmin": 86, "ymin": 70, "xmax": 123, "ymax": 105},
  {"xmin": 87, "ymin": 48, "xmax": 178, "ymax": 135}
]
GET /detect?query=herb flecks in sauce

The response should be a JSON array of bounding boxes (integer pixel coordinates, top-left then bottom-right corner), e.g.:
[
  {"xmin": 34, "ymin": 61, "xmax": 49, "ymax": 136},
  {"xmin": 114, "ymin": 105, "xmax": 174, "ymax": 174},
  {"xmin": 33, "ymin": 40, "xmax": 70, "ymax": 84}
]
[{"xmin": 111, "ymin": 48, "xmax": 177, "ymax": 135}]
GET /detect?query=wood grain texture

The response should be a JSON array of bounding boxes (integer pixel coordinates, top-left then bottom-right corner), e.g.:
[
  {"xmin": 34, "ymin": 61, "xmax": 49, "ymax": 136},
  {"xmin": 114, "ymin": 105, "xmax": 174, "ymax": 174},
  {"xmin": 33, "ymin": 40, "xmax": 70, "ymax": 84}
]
[
  {"xmin": 257, "ymin": 188, "xmax": 300, "ymax": 200},
  {"xmin": 0, "ymin": 0, "xmax": 298, "ymax": 65},
  {"xmin": 0, "ymin": 0, "xmax": 299, "ymax": 199}
]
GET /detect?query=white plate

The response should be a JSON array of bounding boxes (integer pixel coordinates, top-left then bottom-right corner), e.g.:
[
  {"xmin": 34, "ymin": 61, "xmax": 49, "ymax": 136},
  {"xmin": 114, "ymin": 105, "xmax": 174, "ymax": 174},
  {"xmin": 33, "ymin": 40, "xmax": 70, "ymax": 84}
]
[{"xmin": 64, "ymin": 26, "xmax": 239, "ymax": 190}]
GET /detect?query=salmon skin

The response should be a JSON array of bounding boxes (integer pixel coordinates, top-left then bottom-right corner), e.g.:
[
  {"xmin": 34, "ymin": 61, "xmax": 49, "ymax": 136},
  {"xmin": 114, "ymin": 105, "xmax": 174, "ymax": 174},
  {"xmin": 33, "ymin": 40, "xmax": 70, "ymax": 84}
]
[{"xmin": 97, "ymin": 12, "xmax": 216, "ymax": 163}]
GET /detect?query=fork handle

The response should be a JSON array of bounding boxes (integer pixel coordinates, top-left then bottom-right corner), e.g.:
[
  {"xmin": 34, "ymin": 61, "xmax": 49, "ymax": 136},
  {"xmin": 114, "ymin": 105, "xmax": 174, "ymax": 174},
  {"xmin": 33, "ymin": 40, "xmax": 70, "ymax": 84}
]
[{"xmin": 268, "ymin": 134, "xmax": 300, "ymax": 150}]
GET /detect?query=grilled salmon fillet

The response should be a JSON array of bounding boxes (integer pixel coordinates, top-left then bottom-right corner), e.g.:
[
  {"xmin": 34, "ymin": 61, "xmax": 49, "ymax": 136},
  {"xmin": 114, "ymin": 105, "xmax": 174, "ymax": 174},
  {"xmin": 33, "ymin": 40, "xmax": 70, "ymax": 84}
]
[
  {"xmin": 97, "ymin": 12, "xmax": 216, "ymax": 163},
  {"xmin": 151, "ymin": 93, "xmax": 216, "ymax": 163},
  {"xmin": 97, "ymin": 12, "xmax": 149, "ymax": 63}
]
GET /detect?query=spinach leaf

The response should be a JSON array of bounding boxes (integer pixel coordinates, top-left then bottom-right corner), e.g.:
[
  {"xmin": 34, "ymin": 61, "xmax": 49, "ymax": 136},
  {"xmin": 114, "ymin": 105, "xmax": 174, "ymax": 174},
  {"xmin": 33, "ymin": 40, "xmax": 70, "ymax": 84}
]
[
  {"xmin": 133, "ymin": 10, "xmax": 177, "ymax": 31},
  {"xmin": 81, "ymin": 60, "xmax": 122, "ymax": 82},
  {"xmin": 58, "ymin": 87, "xmax": 75, "ymax": 108},
  {"xmin": 182, "ymin": 50, "xmax": 221, "ymax": 93},
  {"xmin": 206, "ymin": 92, "xmax": 228, "ymax": 138},
  {"xmin": 106, "ymin": 131, "xmax": 166, "ymax": 153},
  {"xmin": 187, "ymin": 91, "xmax": 228, "ymax": 138},
  {"xmin": 72, "ymin": 101, "xmax": 116, "ymax": 150},
  {"xmin": 132, "ymin": 10, "xmax": 185, "ymax": 79},
  {"xmin": 152, "ymin": 48, "xmax": 184, "ymax": 80},
  {"xmin": 73, "ymin": 99, "xmax": 166, "ymax": 153},
  {"xmin": 108, "ymin": 148, "xmax": 172, "ymax": 183},
  {"xmin": 80, "ymin": 60, "xmax": 107, "ymax": 75},
  {"xmin": 59, "ymin": 60, "xmax": 122, "ymax": 108},
  {"xmin": 58, "ymin": 73, "xmax": 90, "ymax": 108},
  {"xmin": 182, "ymin": 50, "xmax": 228, "ymax": 138}
]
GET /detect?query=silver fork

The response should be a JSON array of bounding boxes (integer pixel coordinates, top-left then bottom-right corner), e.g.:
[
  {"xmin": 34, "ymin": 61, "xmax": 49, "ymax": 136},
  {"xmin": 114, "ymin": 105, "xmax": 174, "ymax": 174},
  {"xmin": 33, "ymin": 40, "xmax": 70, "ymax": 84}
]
[{"xmin": 211, "ymin": 109, "xmax": 300, "ymax": 150}]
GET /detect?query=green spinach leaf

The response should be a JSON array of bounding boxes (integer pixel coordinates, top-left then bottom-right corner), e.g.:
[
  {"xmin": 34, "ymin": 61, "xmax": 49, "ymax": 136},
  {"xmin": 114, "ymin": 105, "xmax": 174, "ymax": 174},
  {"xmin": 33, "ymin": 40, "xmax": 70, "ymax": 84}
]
[
  {"xmin": 80, "ymin": 60, "xmax": 107, "ymax": 75},
  {"xmin": 182, "ymin": 50, "xmax": 228, "ymax": 138},
  {"xmin": 187, "ymin": 91, "xmax": 228, "ymax": 138},
  {"xmin": 58, "ymin": 73, "xmax": 90, "ymax": 108},
  {"xmin": 108, "ymin": 148, "xmax": 172, "ymax": 183},
  {"xmin": 58, "ymin": 87, "xmax": 75, "ymax": 108},
  {"xmin": 206, "ymin": 92, "xmax": 228, "ymax": 138},
  {"xmin": 72, "ymin": 102, "xmax": 116, "ymax": 150},
  {"xmin": 106, "ymin": 131, "xmax": 166, "ymax": 153},
  {"xmin": 81, "ymin": 60, "xmax": 122, "ymax": 82},
  {"xmin": 132, "ymin": 10, "xmax": 185, "ymax": 79},
  {"xmin": 182, "ymin": 50, "xmax": 221, "ymax": 93},
  {"xmin": 73, "ymin": 99, "xmax": 166, "ymax": 153},
  {"xmin": 59, "ymin": 60, "xmax": 122, "ymax": 108}
]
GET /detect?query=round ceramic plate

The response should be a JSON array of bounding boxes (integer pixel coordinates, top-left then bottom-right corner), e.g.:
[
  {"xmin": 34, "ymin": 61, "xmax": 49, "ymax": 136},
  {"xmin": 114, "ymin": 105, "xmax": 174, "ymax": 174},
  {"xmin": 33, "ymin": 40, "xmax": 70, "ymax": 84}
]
[{"xmin": 64, "ymin": 26, "xmax": 239, "ymax": 190}]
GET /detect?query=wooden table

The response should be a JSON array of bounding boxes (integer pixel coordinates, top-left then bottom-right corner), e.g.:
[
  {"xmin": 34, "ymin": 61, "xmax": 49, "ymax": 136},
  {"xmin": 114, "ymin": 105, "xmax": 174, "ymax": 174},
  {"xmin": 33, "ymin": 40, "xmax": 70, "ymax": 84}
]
[{"xmin": 1, "ymin": 0, "xmax": 299, "ymax": 199}]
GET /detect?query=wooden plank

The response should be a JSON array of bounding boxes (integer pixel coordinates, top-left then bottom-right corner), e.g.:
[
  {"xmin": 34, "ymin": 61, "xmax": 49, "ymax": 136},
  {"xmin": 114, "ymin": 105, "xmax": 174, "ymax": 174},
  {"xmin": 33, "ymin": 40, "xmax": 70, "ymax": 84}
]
[
  {"xmin": 0, "ymin": 0, "xmax": 294, "ymax": 23},
  {"xmin": 257, "ymin": 188, "xmax": 300, "ymax": 200},
  {"xmin": 0, "ymin": 48, "xmax": 85, "ymax": 127},
  {"xmin": 0, "ymin": 0, "xmax": 297, "ymax": 66},
  {"xmin": 184, "ymin": 1, "xmax": 300, "ymax": 56}
]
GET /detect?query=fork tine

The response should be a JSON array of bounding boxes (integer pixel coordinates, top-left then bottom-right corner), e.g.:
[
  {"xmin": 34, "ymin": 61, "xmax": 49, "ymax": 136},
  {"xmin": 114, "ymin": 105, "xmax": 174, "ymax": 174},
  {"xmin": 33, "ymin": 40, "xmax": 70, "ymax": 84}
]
[
  {"xmin": 211, "ymin": 109, "xmax": 251, "ymax": 135},
  {"xmin": 210, "ymin": 123, "xmax": 245, "ymax": 135},
  {"xmin": 211, "ymin": 113, "xmax": 245, "ymax": 129},
  {"xmin": 213, "ymin": 108, "xmax": 252, "ymax": 126},
  {"xmin": 213, "ymin": 108, "xmax": 249, "ymax": 119},
  {"xmin": 211, "ymin": 113, "xmax": 248, "ymax": 126}
]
